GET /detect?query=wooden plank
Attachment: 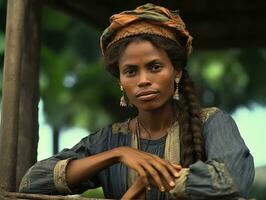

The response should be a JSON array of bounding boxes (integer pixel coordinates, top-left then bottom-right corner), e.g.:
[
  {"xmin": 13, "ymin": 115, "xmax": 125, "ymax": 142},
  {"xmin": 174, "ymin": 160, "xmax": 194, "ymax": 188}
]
[
  {"xmin": 16, "ymin": 0, "xmax": 42, "ymax": 191},
  {"xmin": 0, "ymin": 0, "xmax": 28, "ymax": 192},
  {"xmin": 0, "ymin": 189, "xmax": 105, "ymax": 200}
]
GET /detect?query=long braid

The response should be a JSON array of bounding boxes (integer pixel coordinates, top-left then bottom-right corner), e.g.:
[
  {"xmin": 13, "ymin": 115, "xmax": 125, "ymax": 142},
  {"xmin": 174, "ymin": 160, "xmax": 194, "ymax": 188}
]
[
  {"xmin": 180, "ymin": 69, "xmax": 205, "ymax": 165},
  {"xmin": 177, "ymin": 95, "xmax": 194, "ymax": 167}
]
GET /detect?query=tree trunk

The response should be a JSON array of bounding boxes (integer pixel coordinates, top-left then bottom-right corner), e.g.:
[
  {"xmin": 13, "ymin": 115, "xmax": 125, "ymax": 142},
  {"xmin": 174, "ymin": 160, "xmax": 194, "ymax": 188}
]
[
  {"xmin": 16, "ymin": 0, "xmax": 42, "ymax": 191},
  {"xmin": 53, "ymin": 127, "xmax": 60, "ymax": 154},
  {"xmin": 0, "ymin": 0, "xmax": 28, "ymax": 192}
]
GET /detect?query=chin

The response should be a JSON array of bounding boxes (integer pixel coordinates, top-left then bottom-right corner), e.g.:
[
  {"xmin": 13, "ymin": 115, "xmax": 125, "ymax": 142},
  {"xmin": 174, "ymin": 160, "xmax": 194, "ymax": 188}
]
[{"xmin": 135, "ymin": 101, "xmax": 166, "ymax": 111}]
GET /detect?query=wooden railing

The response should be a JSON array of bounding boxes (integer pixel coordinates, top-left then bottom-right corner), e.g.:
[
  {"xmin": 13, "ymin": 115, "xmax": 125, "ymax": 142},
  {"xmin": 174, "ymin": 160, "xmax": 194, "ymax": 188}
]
[{"xmin": 0, "ymin": 189, "xmax": 106, "ymax": 200}]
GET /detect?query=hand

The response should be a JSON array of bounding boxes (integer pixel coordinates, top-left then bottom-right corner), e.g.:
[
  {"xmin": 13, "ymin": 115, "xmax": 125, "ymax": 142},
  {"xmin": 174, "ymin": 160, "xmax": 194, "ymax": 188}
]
[
  {"xmin": 115, "ymin": 146, "xmax": 181, "ymax": 191},
  {"xmin": 122, "ymin": 171, "xmax": 181, "ymax": 200},
  {"xmin": 122, "ymin": 176, "xmax": 146, "ymax": 199}
]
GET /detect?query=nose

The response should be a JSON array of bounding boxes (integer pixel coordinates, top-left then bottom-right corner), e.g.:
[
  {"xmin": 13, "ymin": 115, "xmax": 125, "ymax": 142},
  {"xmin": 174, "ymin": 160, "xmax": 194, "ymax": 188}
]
[{"xmin": 137, "ymin": 71, "xmax": 151, "ymax": 87}]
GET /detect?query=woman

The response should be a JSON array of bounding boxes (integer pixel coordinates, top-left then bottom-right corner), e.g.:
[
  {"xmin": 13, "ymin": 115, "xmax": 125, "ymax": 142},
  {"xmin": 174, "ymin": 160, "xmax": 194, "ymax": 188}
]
[{"xmin": 19, "ymin": 3, "xmax": 254, "ymax": 199}]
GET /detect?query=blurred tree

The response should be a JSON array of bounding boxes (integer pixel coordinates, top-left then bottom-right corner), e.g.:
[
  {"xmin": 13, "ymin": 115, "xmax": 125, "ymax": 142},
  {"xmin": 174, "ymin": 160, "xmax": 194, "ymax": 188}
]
[
  {"xmin": 188, "ymin": 49, "xmax": 266, "ymax": 112},
  {"xmin": 39, "ymin": 7, "xmax": 123, "ymax": 153},
  {"xmin": 0, "ymin": 0, "xmax": 6, "ymax": 94},
  {"xmin": 1, "ymin": 4, "xmax": 266, "ymax": 153}
]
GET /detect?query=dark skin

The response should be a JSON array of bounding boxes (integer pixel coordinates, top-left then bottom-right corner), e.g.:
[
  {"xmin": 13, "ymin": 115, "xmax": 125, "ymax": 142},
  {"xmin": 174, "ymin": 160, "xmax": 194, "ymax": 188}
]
[
  {"xmin": 66, "ymin": 40, "xmax": 183, "ymax": 198},
  {"xmin": 119, "ymin": 40, "xmax": 183, "ymax": 198}
]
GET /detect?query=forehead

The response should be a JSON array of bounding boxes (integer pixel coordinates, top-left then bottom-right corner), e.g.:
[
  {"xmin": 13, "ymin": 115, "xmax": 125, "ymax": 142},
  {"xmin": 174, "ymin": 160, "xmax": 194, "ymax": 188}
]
[{"xmin": 118, "ymin": 40, "xmax": 169, "ymax": 66}]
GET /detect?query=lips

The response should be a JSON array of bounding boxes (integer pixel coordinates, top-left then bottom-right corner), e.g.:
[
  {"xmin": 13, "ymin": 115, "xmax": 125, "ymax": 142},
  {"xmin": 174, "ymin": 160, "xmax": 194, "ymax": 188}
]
[{"xmin": 136, "ymin": 90, "xmax": 159, "ymax": 101}]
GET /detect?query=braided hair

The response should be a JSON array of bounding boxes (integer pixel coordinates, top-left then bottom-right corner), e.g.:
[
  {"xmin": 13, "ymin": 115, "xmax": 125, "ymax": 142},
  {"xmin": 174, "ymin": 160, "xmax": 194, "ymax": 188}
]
[{"xmin": 105, "ymin": 34, "xmax": 205, "ymax": 167}]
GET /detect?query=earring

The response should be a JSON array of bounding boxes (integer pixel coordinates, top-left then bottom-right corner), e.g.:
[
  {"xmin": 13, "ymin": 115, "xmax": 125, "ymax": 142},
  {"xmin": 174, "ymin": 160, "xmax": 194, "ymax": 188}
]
[
  {"xmin": 173, "ymin": 78, "xmax": 179, "ymax": 100},
  {"xmin": 120, "ymin": 86, "xmax": 127, "ymax": 107}
]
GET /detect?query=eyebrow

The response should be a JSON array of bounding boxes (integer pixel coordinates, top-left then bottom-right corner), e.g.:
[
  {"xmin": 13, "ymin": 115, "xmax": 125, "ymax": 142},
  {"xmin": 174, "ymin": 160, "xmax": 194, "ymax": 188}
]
[
  {"xmin": 147, "ymin": 59, "xmax": 162, "ymax": 65},
  {"xmin": 122, "ymin": 58, "xmax": 162, "ymax": 69},
  {"xmin": 121, "ymin": 64, "xmax": 137, "ymax": 70}
]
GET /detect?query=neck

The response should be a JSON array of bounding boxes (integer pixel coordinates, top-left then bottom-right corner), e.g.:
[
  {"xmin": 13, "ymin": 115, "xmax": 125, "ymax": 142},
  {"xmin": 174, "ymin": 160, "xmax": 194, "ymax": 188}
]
[{"xmin": 137, "ymin": 101, "xmax": 177, "ymax": 138}]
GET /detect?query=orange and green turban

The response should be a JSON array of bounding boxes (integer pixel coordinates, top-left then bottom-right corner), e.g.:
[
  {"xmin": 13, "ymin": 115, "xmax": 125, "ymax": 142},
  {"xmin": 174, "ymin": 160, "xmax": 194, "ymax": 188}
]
[{"xmin": 100, "ymin": 3, "xmax": 193, "ymax": 57}]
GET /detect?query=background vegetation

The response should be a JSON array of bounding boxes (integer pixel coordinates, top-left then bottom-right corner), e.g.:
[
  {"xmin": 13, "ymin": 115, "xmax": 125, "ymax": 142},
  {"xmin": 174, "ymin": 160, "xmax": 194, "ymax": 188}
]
[{"xmin": 0, "ymin": 1, "xmax": 265, "ymax": 199}]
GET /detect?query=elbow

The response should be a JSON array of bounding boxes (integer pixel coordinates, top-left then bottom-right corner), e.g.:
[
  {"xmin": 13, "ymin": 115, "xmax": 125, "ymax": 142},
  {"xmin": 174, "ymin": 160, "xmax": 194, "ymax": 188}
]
[
  {"xmin": 234, "ymin": 154, "xmax": 255, "ymax": 198},
  {"xmin": 19, "ymin": 176, "xmax": 32, "ymax": 193},
  {"xmin": 18, "ymin": 171, "xmax": 58, "ymax": 194}
]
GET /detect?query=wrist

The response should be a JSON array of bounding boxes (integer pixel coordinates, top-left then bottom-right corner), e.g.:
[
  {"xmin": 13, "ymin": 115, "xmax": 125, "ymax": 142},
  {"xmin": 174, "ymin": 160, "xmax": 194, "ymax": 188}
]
[
  {"xmin": 112, "ymin": 146, "xmax": 124, "ymax": 163},
  {"xmin": 122, "ymin": 177, "xmax": 146, "ymax": 199}
]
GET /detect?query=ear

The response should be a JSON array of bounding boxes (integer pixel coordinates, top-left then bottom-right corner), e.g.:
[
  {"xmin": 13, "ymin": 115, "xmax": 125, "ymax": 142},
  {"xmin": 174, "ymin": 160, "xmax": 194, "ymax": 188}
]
[{"xmin": 175, "ymin": 69, "xmax": 183, "ymax": 82}]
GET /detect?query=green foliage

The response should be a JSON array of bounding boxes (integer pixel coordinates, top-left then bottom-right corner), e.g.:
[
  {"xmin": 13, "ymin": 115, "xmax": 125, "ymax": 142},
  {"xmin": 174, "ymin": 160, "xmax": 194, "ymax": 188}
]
[
  {"xmin": 250, "ymin": 166, "xmax": 266, "ymax": 200},
  {"xmin": 189, "ymin": 49, "xmax": 266, "ymax": 112},
  {"xmin": 0, "ymin": 32, "xmax": 4, "ymax": 53},
  {"xmin": 40, "ymin": 7, "xmax": 115, "ymax": 132},
  {"xmin": 82, "ymin": 187, "xmax": 105, "ymax": 198},
  {"xmin": 0, "ymin": 1, "xmax": 6, "ymax": 95},
  {"xmin": 0, "ymin": 3, "xmax": 265, "ymax": 133},
  {"xmin": 0, "ymin": 4, "xmax": 266, "ymax": 131}
]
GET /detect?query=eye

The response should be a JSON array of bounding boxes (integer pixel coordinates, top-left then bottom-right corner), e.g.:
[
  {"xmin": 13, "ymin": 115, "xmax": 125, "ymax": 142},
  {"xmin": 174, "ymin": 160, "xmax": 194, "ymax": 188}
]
[
  {"xmin": 150, "ymin": 63, "xmax": 163, "ymax": 72},
  {"xmin": 124, "ymin": 67, "xmax": 137, "ymax": 77}
]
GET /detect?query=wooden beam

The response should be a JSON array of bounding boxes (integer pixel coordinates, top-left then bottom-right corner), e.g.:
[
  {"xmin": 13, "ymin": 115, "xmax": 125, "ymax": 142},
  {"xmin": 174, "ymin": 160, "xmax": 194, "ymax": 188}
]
[
  {"xmin": 16, "ymin": 0, "xmax": 42, "ymax": 191},
  {"xmin": 0, "ymin": 0, "xmax": 28, "ymax": 192},
  {"xmin": 43, "ymin": 0, "xmax": 266, "ymax": 49},
  {"xmin": 0, "ymin": 189, "xmax": 96, "ymax": 200}
]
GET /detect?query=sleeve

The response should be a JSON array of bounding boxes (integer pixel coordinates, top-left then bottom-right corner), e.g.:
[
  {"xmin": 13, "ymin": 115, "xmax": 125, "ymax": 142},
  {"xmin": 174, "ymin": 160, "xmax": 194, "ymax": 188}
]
[
  {"xmin": 19, "ymin": 126, "xmax": 111, "ymax": 195},
  {"xmin": 185, "ymin": 110, "xmax": 255, "ymax": 199}
]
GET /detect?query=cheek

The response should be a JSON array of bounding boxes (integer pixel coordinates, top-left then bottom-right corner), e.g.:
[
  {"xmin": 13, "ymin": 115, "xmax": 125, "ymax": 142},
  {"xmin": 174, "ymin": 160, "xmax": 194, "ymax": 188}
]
[
  {"xmin": 165, "ymin": 81, "xmax": 175, "ymax": 96},
  {"xmin": 120, "ymin": 78, "xmax": 135, "ymax": 97},
  {"xmin": 159, "ymin": 74, "xmax": 175, "ymax": 95}
]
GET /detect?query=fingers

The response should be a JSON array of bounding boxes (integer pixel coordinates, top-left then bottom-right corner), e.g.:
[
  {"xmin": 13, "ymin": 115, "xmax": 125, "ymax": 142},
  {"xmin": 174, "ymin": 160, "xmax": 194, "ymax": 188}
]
[
  {"xmin": 141, "ymin": 162, "xmax": 166, "ymax": 192},
  {"xmin": 139, "ymin": 155, "xmax": 178, "ymax": 191},
  {"xmin": 172, "ymin": 163, "xmax": 182, "ymax": 170},
  {"xmin": 149, "ymin": 159, "xmax": 176, "ymax": 190},
  {"xmin": 121, "ymin": 148, "xmax": 181, "ymax": 192},
  {"xmin": 135, "ymin": 165, "xmax": 151, "ymax": 190},
  {"xmin": 152, "ymin": 155, "xmax": 180, "ymax": 178}
]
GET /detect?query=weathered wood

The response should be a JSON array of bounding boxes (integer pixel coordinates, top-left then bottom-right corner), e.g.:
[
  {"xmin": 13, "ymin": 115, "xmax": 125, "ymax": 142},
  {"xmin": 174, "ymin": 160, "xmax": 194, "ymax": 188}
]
[
  {"xmin": 0, "ymin": 190, "xmax": 103, "ymax": 200},
  {"xmin": 0, "ymin": 0, "xmax": 28, "ymax": 192},
  {"xmin": 0, "ymin": 189, "xmax": 256, "ymax": 200},
  {"xmin": 16, "ymin": 0, "xmax": 42, "ymax": 191}
]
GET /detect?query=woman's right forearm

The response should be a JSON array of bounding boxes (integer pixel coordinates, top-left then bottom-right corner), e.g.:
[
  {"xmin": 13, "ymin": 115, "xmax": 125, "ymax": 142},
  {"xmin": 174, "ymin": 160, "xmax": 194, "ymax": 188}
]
[{"xmin": 66, "ymin": 147, "xmax": 122, "ymax": 189}]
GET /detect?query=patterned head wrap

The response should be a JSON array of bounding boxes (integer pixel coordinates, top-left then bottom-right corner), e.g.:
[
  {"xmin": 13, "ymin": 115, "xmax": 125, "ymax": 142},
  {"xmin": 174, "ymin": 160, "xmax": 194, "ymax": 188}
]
[{"xmin": 100, "ymin": 3, "xmax": 193, "ymax": 57}]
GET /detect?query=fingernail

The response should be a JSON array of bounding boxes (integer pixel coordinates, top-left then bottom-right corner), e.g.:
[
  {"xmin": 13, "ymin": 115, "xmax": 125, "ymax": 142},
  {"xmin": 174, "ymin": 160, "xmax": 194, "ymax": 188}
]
[
  {"xmin": 161, "ymin": 186, "xmax": 165, "ymax": 192},
  {"xmin": 170, "ymin": 181, "xmax": 175, "ymax": 186},
  {"xmin": 147, "ymin": 186, "xmax": 151, "ymax": 191},
  {"xmin": 174, "ymin": 172, "xmax": 179, "ymax": 177}
]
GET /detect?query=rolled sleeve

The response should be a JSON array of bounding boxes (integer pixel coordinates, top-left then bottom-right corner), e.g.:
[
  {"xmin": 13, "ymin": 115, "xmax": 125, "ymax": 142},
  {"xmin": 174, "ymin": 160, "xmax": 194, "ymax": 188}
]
[
  {"xmin": 19, "ymin": 127, "xmax": 110, "ymax": 194},
  {"xmin": 53, "ymin": 159, "xmax": 73, "ymax": 194},
  {"xmin": 167, "ymin": 168, "xmax": 190, "ymax": 199}
]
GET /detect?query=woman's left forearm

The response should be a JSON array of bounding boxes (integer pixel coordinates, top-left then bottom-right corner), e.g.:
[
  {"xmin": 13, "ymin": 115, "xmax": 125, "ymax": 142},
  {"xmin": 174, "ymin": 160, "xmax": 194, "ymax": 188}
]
[{"xmin": 122, "ymin": 177, "xmax": 146, "ymax": 199}]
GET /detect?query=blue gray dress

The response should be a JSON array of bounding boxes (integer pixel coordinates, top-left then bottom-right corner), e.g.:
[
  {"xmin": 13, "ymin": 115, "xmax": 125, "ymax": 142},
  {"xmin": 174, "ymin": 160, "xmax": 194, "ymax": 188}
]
[{"xmin": 19, "ymin": 108, "xmax": 255, "ymax": 199}]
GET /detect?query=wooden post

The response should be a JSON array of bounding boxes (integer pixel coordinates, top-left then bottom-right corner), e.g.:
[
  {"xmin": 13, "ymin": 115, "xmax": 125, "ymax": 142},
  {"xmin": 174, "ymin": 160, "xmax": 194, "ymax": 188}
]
[
  {"xmin": 16, "ymin": 0, "xmax": 42, "ymax": 190},
  {"xmin": 0, "ymin": 0, "xmax": 28, "ymax": 191}
]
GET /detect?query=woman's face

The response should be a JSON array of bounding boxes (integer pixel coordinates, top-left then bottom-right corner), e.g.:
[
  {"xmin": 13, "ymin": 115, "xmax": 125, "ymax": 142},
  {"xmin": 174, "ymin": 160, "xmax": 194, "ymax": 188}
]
[{"xmin": 118, "ymin": 40, "xmax": 182, "ymax": 111}]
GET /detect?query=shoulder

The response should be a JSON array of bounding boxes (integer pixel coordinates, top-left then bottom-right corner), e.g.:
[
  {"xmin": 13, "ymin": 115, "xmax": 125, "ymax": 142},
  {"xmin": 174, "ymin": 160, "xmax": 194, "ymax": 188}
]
[
  {"xmin": 200, "ymin": 107, "xmax": 240, "ymax": 138},
  {"xmin": 88, "ymin": 119, "xmax": 131, "ymax": 143},
  {"xmin": 200, "ymin": 107, "xmax": 220, "ymax": 123},
  {"xmin": 111, "ymin": 119, "xmax": 130, "ymax": 134},
  {"xmin": 200, "ymin": 107, "xmax": 235, "ymax": 126},
  {"xmin": 82, "ymin": 125, "xmax": 113, "ymax": 147},
  {"xmin": 200, "ymin": 107, "xmax": 245, "ymax": 146}
]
